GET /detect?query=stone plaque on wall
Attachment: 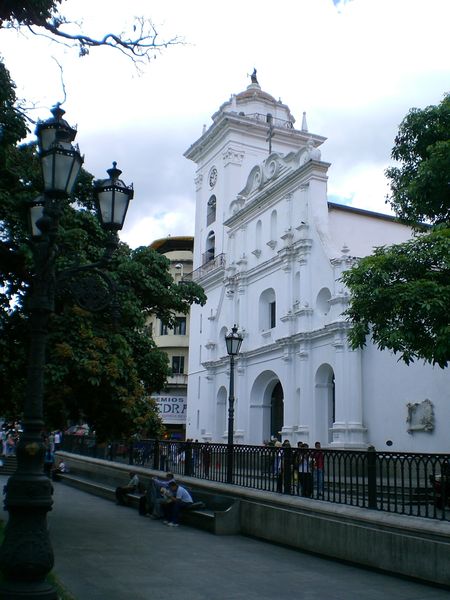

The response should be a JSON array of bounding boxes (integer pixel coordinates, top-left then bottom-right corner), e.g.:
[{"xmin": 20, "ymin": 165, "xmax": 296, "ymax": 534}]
[{"xmin": 406, "ymin": 398, "xmax": 434, "ymax": 433}]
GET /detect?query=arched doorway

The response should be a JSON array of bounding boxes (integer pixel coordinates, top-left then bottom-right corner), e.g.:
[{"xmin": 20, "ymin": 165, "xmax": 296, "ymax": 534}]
[
  {"xmin": 315, "ymin": 364, "xmax": 335, "ymax": 444},
  {"xmin": 271, "ymin": 382, "xmax": 284, "ymax": 441},
  {"xmin": 249, "ymin": 371, "xmax": 284, "ymax": 444}
]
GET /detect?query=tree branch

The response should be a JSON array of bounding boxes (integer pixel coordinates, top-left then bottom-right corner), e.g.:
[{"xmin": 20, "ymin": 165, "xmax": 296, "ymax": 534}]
[{"xmin": 25, "ymin": 15, "xmax": 183, "ymax": 64}]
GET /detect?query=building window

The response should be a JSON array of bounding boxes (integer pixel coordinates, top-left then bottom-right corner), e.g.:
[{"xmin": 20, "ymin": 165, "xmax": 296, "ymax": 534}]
[
  {"xmin": 203, "ymin": 230, "xmax": 215, "ymax": 264},
  {"xmin": 207, "ymin": 195, "xmax": 216, "ymax": 226},
  {"xmin": 269, "ymin": 301, "xmax": 276, "ymax": 329},
  {"xmin": 173, "ymin": 317, "xmax": 187, "ymax": 336},
  {"xmin": 172, "ymin": 356, "xmax": 185, "ymax": 374},
  {"xmin": 259, "ymin": 288, "xmax": 277, "ymax": 331},
  {"xmin": 160, "ymin": 322, "xmax": 169, "ymax": 336}
]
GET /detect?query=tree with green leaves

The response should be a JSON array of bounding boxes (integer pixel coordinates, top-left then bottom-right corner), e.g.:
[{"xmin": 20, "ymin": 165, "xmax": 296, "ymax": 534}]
[
  {"xmin": 0, "ymin": 112, "xmax": 206, "ymax": 437},
  {"xmin": 0, "ymin": 8, "xmax": 204, "ymax": 439},
  {"xmin": 342, "ymin": 94, "xmax": 450, "ymax": 368}
]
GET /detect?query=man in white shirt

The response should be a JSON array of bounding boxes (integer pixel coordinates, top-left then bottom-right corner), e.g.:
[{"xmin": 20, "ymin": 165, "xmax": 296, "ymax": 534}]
[{"xmin": 163, "ymin": 481, "xmax": 193, "ymax": 526}]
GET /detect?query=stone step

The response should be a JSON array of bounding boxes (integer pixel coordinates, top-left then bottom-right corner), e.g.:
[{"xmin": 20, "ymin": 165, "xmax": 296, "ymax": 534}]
[{"xmin": 0, "ymin": 455, "xmax": 17, "ymax": 476}]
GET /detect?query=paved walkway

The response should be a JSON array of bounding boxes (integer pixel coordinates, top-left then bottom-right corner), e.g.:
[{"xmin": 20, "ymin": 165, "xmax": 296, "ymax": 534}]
[{"xmin": 1, "ymin": 476, "xmax": 449, "ymax": 599}]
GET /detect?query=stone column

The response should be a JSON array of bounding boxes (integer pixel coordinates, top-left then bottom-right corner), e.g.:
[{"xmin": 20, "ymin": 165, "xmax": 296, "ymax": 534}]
[{"xmin": 330, "ymin": 330, "xmax": 367, "ymax": 448}]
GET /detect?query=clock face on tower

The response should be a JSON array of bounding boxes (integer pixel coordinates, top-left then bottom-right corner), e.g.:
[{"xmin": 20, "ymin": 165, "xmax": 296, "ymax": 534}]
[{"xmin": 209, "ymin": 167, "xmax": 218, "ymax": 188}]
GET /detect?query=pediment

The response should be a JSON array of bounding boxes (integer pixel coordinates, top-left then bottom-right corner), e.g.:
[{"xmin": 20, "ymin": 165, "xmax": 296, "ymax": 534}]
[{"xmin": 238, "ymin": 144, "xmax": 321, "ymax": 200}]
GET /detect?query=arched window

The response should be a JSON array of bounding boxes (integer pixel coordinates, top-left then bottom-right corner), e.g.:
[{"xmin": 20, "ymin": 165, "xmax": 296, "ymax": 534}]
[
  {"xmin": 207, "ymin": 195, "xmax": 216, "ymax": 226},
  {"xmin": 267, "ymin": 210, "xmax": 278, "ymax": 249},
  {"xmin": 216, "ymin": 386, "xmax": 227, "ymax": 439},
  {"xmin": 256, "ymin": 219, "xmax": 262, "ymax": 248},
  {"xmin": 270, "ymin": 210, "xmax": 277, "ymax": 239},
  {"xmin": 316, "ymin": 287, "xmax": 331, "ymax": 315},
  {"xmin": 294, "ymin": 271, "xmax": 300, "ymax": 303},
  {"xmin": 259, "ymin": 288, "xmax": 276, "ymax": 330},
  {"xmin": 204, "ymin": 231, "xmax": 215, "ymax": 264}
]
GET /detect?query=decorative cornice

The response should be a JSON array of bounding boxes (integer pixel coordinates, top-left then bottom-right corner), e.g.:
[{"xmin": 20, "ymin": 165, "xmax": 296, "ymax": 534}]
[
  {"xmin": 236, "ymin": 254, "xmax": 248, "ymax": 267},
  {"xmin": 293, "ymin": 302, "xmax": 313, "ymax": 317},
  {"xmin": 331, "ymin": 332, "xmax": 345, "ymax": 350},
  {"xmin": 296, "ymin": 341, "xmax": 310, "ymax": 360},
  {"xmin": 223, "ymin": 146, "xmax": 245, "ymax": 166},
  {"xmin": 194, "ymin": 173, "xmax": 203, "ymax": 191},
  {"xmin": 280, "ymin": 311, "xmax": 295, "ymax": 323},
  {"xmin": 280, "ymin": 227, "xmax": 294, "ymax": 243}
]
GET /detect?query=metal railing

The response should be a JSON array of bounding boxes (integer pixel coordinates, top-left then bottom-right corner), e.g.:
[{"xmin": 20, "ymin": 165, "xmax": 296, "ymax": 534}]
[
  {"xmin": 61, "ymin": 437, "xmax": 450, "ymax": 521},
  {"xmin": 191, "ymin": 253, "xmax": 225, "ymax": 281},
  {"xmin": 244, "ymin": 113, "xmax": 295, "ymax": 130}
]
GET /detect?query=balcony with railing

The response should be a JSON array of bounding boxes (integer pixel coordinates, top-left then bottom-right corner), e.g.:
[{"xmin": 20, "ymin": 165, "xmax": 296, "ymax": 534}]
[
  {"xmin": 244, "ymin": 113, "xmax": 295, "ymax": 130},
  {"xmin": 192, "ymin": 253, "xmax": 225, "ymax": 282}
]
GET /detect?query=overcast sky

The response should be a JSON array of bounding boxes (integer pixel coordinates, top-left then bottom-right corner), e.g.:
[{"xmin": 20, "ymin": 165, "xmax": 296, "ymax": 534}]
[{"xmin": 2, "ymin": 0, "xmax": 449, "ymax": 248}]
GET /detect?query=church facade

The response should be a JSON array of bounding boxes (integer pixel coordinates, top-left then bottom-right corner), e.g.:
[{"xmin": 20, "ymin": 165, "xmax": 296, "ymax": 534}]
[{"xmin": 184, "ymin": 76, "xmax": 449, "ymax": 452}]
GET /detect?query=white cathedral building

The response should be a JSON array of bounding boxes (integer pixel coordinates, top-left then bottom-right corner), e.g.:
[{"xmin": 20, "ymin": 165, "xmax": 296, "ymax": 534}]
[{"xmin": 184, "ymin": 74, "xmax": 449, "ymax": 452}]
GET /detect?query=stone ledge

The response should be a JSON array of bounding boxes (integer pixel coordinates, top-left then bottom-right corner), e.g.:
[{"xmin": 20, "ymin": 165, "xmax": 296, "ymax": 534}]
[{"xmin": 57, "ymin": 452, "xmax": 450, "ymax": 586}]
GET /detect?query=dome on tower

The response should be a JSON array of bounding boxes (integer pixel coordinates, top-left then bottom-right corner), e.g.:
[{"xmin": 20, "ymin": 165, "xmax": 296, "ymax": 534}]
[
  {"xmin": 235, "ymin": 83, "xmax": 277, "ymax": 104},
  {"xmin": 212, "ymin": 70, "xmax": 296, "ymax": 127}
]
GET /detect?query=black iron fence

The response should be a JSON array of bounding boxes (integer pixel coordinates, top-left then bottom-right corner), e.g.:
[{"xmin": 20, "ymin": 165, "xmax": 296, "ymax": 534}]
[{"xmin": 61, "ymin": 436, "xmax": 450, "ymax": 521}]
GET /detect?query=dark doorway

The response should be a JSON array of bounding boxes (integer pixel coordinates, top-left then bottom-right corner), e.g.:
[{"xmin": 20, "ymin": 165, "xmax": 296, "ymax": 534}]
[{"xmin": 270, "ymin": 382, "xmax": 284, "ymax": 440}]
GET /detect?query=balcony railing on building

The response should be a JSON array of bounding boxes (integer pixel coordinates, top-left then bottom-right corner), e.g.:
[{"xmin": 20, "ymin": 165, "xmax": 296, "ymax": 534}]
[
  {"xmin": 244, "ymin": 113, "xmax": 294, "ymax": 129},
  {"xmin": 168, "ymin": 373, "xmax": 188, "ymax": 386},
  {"xmin": 192, "ymin": 253, "xmax": 225, "ymax": 282}
]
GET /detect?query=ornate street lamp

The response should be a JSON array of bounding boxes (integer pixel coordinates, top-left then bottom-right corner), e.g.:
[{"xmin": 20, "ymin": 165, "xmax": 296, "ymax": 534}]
[
  {"xmin": 225, "ymin": 325, "xmax": 243, "ymax": 484},
  {"xmin": 95, "ymin": 161, "xmax": 134, "ymax": 232},
  {"xmin": 0, "ymin": 105, "xmax": 132, "ymax": 599}
]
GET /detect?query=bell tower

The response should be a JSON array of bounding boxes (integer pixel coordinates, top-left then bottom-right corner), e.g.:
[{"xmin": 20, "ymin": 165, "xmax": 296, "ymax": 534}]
[{"xmin": 184, "ymin": 71, "xmax": 325, "ymax": 272}]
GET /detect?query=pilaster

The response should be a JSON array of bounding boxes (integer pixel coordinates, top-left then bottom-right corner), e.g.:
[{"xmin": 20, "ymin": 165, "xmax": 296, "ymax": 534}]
[{"xmin": 330, "ymin": 332, "xmax": 367, "ymax": 448}]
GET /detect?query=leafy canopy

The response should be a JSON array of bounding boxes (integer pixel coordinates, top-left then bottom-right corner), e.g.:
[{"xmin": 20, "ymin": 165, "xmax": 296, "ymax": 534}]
[
  {"xmin": 0, "ymin": 59, "xmax": 205, "ymax": 440},
  {"xmin": 342, "ymin": 94, "xmax": 450, "ymax": 368},
  {"xmin": 385, "ymin": 94, "xmax": 450, "ymax": 227}
]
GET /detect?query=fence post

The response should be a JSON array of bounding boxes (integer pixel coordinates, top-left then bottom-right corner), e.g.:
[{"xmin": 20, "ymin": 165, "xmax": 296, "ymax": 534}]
[
  {"xmin": 128, "ymin": 440, "xmax": 134, "ymax": 465},
  {"xmin": 153, "ymin": 440, "xmax": 160, "ymax": 470},
  {"xmin": 367, "ymin": 445, "xmax": 377, "ymax": 509},
  {"xmin": 283, "ymin": 447, "xmax": 292, "ymax": 495},
  {"xmin": 184, "ymin": 441, "xmax": 193, "ymax": 476}
]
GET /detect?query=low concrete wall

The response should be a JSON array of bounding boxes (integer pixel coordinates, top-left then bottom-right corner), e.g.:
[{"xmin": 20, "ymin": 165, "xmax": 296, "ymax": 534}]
[{"xmin": 58, "ymin": 452, "xmax": 450, "ymax": 587}]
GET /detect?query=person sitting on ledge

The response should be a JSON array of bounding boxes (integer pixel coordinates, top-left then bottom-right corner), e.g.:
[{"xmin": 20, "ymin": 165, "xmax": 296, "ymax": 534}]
[
  {"xmin": 51, "ymin": 458, "xmax": 68, "ymax": 481},
  {"xmin": 162, "ymin": 481, "xmax": 193, "ymax": 527},
  {"xmin": 139, "ymin": 472, "xmax": 175, "ymax": 518},
  {"xmin": 115, "ymin": 472, "xmax": 140, "ymax": 505}
]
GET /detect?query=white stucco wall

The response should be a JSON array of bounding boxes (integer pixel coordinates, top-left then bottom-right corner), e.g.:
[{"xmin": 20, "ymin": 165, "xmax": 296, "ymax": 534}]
[
  {"xmin": 185, "ymin": 80, "xmax": 449, "ymax": 453},
  {"xmin": 328, "ymin": 206, "xmax": 414, "ymax": 257}
]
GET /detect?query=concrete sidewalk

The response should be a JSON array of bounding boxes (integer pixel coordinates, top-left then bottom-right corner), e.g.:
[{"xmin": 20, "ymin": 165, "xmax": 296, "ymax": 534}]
[{"xmin": 1, "ymin": 476, "xmax": 449, "ymax": 599}]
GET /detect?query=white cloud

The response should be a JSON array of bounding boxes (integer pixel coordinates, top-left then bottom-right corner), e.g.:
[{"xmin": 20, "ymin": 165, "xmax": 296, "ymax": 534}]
[{"xmin": 2, "ymin": 0, "xmax": 449, "ymax": 247}]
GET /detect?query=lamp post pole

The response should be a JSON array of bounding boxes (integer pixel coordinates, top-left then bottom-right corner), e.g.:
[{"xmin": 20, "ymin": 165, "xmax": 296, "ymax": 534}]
[
  {"xmin": 225, "ymin": 325, "xmax": 243, "ymax": 485},
  {"xmin": 0, "ymin": 106, "xmax": 133, "ymax": 599}
]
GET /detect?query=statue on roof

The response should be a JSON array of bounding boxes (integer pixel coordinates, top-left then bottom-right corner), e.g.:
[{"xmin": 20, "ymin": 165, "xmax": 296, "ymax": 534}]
[{"xmin": 250, "ymin": 68, "xmax": 258, "ymax": 84}]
